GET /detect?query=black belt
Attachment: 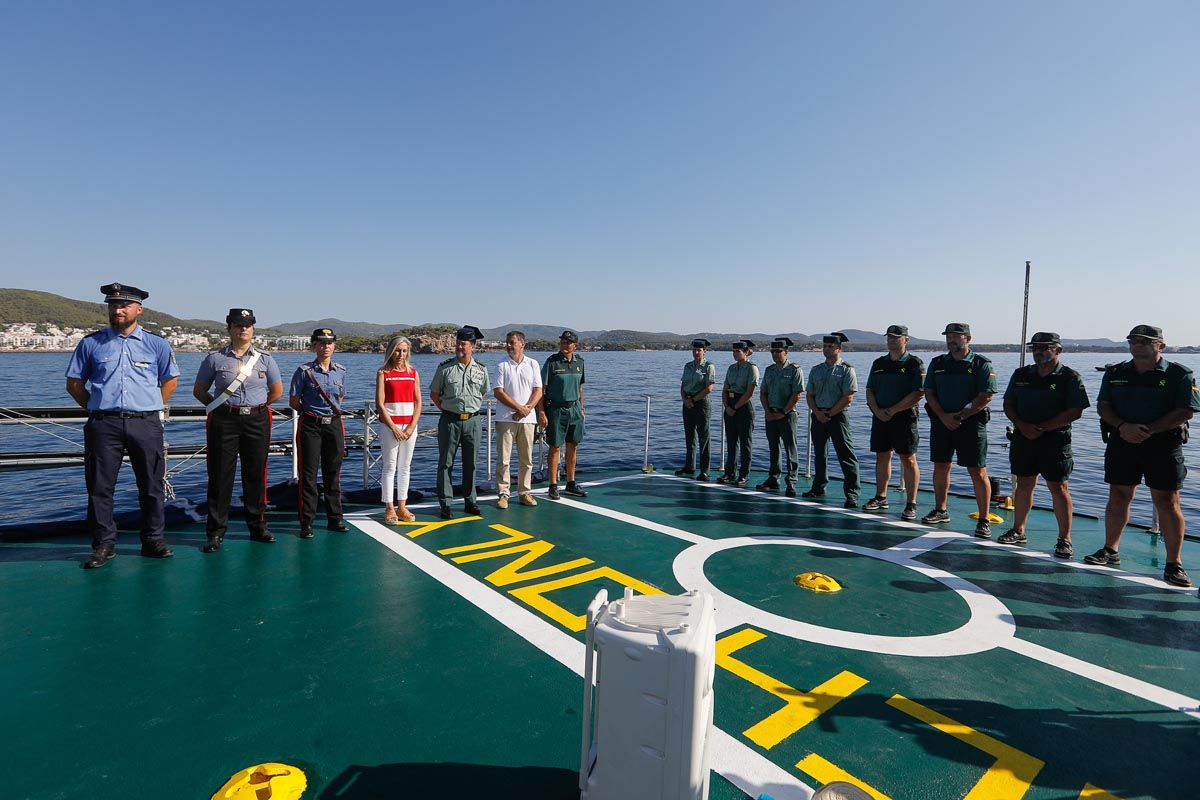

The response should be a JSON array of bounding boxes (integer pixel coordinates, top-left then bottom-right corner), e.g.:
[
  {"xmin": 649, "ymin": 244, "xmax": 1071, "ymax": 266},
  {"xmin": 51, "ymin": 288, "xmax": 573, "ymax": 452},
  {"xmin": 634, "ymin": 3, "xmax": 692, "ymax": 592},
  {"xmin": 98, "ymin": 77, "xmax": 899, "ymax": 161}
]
[
  {"xmin": 769, "ymin": 408, "xmax": 794, "ymax": 414},
  {"xmin": 441, "ymin": 411, "xmax": 482, "ymax": 421},
  {"xmin": 545, "ymin": 400, "xmax": 577, "ymax": 409},
  {"xmin": 220, "ymin": 404, "xmax": 268, "ymax": 415},
  {"xmin": 93, "ymin": 410, "xmax": 149, "ymax": 418},
  {"xmin": 303, "ymin": 412, "xmax": 339, "ymax": 425}
]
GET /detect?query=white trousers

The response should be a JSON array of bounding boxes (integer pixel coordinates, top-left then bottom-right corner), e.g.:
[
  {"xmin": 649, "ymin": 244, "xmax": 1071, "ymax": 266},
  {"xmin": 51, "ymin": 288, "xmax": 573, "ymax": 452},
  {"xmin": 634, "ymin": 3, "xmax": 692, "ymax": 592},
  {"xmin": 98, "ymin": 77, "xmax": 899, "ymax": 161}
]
[
  {"xmin": 497, "ymin": 422, "xmax": 535, "ymax": 497},
  {"xmin": 381, "ymin": 428, "xmax": 417, "ymax": 504}
]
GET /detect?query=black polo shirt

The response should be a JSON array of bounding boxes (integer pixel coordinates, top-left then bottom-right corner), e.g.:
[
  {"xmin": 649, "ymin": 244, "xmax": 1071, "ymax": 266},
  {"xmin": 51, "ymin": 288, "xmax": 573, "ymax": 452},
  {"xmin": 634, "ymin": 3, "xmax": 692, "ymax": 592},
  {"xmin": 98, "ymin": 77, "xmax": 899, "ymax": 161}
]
[{"xmin": 1003, "ymin": 363, "xmax": 1089, "ymax": 426}]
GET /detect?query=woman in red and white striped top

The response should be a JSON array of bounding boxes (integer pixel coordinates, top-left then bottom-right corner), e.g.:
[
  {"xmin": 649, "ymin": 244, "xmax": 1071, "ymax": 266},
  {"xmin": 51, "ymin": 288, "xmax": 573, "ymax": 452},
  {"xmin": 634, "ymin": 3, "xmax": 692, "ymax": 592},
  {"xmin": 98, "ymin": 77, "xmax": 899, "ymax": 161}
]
[{"xmin": 375, "ymin": 336, "xmax": 422, "ymax": 523}]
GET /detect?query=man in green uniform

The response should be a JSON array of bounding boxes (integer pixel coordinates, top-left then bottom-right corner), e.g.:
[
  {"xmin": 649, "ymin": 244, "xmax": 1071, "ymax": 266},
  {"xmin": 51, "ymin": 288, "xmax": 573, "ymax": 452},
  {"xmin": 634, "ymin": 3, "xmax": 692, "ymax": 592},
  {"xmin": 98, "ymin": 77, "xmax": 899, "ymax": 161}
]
[
  {"xmin": 757, "ymin": 337, "xmax": 805, "ymax": 496},
  {"xmin": 805, "ymin": 333, "xmax": 860, "ymax": 508},
  {"xmin": 537, "ymin": 330, "xmax": 587, "ymax": 500},
  {"xmin": 430, "ymin": 325, "xmax": 491, "ymax": 519},
  {"xmin": 677, "ymin": 338, "xmax": 716, "ymax": 481},
  {"xmin": 719, "ymin": 339, "xmax": 759, "ymax": 488},
  {"xmin": 1085, "ymin": 325, "xmax": 1200, "ymax": 587},
  {"xmin": 922, "ymin": 322, "xmax": 997, "ymax": 536},
  {"xmin": 864, "ymin": 325, "xmax": 925, "ymax": 521},
  {"xmin": 1000, "ymin": 332, "xmax": 1089, "ymax": 558}
]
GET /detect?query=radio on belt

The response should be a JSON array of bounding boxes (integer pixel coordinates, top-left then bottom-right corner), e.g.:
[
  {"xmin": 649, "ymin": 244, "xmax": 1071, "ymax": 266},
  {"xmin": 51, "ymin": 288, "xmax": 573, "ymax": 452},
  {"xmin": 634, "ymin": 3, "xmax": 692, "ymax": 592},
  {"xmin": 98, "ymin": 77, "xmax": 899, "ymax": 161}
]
[{"xmin": 579, "ymin": 587, "xmax": 717, "ymax": 800}]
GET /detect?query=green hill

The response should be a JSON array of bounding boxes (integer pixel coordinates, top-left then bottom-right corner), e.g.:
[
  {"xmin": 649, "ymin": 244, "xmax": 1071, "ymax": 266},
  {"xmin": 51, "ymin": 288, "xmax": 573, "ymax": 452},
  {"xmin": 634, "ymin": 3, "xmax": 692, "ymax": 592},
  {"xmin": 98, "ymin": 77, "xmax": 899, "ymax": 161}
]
[{"xmin": 0, "ymin": 288, "xmax": 227, "ymax": 332}]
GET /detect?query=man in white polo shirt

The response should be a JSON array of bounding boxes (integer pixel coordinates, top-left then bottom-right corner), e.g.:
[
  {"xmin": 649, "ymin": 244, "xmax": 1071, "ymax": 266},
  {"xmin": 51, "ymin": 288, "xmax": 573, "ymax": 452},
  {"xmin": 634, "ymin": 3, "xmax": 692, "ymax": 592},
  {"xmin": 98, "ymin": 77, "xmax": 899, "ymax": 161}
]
[{"xmin": 494, "ymin": 330, "xmax": 544, "ymax": 508}]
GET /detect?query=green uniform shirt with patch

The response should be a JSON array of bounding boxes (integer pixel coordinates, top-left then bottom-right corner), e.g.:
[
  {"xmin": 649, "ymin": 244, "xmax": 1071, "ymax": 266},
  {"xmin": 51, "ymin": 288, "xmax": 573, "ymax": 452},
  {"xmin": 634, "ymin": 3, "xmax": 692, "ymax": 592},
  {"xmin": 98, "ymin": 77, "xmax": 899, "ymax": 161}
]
[
  {"xmin": 1003, "ymin": 363, "xmax": 1090, "ymax": 425},
  {"xmin": 924, "ymin": 351, "xmax": 997, "ymax": 412},
  {"xmin": 1097, "ymin": 358, "xmax": 1200, "ymax": 424},
  {"xmin": 723, "ymin": 361, "xmax": 760, "ymax": 398},
  {"xmin": 681, "ymin": 359, "xmax": 717, "ymax": 396},
  {"xmin": 761, "ymin": 362, "xmax": 805, "ymax": 410},
  {"xmin": 429, "ymin": 358, "xmax": 491, "ymax": 413},
  {"xmin": 866, "ymin": 352, "xmax": 924, "ymax": 408},
  {"xmin": 807, "ymin": 360, "xmax": 858, "ymax": 409},
  {"xmin": 541, "ymin": 352, "xmax": 585, "ymax": 403}
]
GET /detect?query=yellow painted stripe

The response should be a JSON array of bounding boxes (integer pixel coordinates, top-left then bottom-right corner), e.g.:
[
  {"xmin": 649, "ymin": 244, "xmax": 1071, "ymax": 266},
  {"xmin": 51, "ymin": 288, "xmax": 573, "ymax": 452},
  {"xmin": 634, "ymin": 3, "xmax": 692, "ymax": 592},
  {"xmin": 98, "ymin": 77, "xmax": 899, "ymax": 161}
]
[
  {"xmin": 399, "ymin": 516, "xmax": 479, "ymax": 539},
  {"xmin": 716, "ymin": 628, "xmax": 868, "ymax": 750},
  {"xmin": 451, "ymin": 539, "xmax": 594, "ymax": 586},
  {"xmin": 887, "ymin": 694, "xmax": 1044, "ymax": 800},
  {"xmin": 437, "ymin": 524, "xmax": 533, "ymax": 555},
  {"xmin": 1078, "ymin": 784, "xmax": 1122, "ymax": 800},
  {"xmin": 795, "ymin": 754, "xmax": 891, "ymax": 800},
  {"xmin": 510, "ymin": 567, "xmax": 664, "ymax": 631}
]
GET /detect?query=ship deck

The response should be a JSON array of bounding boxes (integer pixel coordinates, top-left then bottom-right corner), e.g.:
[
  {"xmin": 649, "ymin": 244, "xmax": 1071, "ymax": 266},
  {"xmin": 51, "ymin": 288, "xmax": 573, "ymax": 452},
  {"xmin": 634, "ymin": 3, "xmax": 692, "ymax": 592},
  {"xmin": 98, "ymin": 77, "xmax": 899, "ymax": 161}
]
[{"xmin": 2, "ymin": 471, "xmax": 1198, "ymax": 800}]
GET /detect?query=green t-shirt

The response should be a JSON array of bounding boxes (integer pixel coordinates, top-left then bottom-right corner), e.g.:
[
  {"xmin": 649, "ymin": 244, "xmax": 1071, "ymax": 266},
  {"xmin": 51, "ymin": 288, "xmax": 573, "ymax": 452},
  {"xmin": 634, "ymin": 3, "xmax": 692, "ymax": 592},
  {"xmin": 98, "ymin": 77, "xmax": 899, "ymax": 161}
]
[
  {"xmin": 924, "ymin": 351, "xmax": 996, "ymax": 412},
  {"xmin": 1003, "ymin": 363, "xmax": 1089, "ymax": 425},
  {"xmin": 541, "ymin": 352, "xmax": 585, "ymax": 403},
  {"xmin": 866, "ymin": 352, "xmax": 924, "ymax": 408},
  {"xmin": 1097, "ymin": 358, "xmax": 1200, "ymax": 424}
]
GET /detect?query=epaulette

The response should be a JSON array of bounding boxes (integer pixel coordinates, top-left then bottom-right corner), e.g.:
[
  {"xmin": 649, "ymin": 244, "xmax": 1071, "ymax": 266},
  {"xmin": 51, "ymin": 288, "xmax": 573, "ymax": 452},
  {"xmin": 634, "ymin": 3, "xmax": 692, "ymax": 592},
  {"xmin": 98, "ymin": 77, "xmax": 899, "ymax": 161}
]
[
  {"xmin": 439, "ymin": 356, "xmax": 457, "ymax": 367},
  {"xmin": 331, "ymin": 361, "xmax": 346, "ymax": 371}
]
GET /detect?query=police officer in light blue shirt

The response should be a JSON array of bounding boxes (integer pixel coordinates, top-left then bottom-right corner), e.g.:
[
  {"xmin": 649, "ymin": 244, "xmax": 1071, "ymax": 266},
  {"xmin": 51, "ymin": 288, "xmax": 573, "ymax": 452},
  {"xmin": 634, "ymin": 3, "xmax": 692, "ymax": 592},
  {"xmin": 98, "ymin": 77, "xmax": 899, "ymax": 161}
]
[
  {"xmin": 66, "ymin": 283, "xmax": 180, "ymax": 569},
  {"xmin": 289, "ymin": 328, "xmax": 348, "ymax": 538},
  {"xmin": 193, "ymin": 308, "xmax": 284, "ymax": 552}
]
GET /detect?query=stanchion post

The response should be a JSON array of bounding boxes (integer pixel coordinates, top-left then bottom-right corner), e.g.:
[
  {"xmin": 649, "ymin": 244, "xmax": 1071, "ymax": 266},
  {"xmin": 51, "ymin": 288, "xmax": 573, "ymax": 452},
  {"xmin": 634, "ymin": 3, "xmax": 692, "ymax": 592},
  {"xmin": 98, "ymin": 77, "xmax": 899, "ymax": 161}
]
[{"xmin": 643, "ymin": 395, "xmax": 651, "ymax": 472}]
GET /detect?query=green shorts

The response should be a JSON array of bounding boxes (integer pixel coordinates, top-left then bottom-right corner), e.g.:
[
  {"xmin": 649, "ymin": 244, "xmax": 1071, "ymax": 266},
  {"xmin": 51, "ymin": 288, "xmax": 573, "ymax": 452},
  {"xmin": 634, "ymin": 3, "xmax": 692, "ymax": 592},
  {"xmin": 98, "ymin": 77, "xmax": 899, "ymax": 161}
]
[
  {"xmin": 929, "ymin": 416, "xmax": 988, "ymax": 468},
  {"xmin": 545, "ymin": 404, "xmax": 584, "ymax": 447}
]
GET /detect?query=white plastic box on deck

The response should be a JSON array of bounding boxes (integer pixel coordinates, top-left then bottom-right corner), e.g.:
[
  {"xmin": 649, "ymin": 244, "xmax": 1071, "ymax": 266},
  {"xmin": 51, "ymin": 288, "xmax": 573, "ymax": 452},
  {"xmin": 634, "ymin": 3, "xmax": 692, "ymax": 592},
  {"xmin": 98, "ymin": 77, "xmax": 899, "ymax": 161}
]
[{"xmin": 579, "ymin": 587, "xmax": 717, "ymax": 800}]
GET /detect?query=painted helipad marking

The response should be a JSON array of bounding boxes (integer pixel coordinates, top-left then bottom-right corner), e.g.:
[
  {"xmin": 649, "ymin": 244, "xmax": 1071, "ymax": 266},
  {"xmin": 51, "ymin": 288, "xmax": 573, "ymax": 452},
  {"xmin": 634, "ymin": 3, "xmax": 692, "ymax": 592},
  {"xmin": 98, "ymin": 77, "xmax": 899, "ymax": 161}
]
[
  {"xmin": 672, "ymin": 535, "xmax": 1017, "ymax": 657},
  {"xmin": 352, "ymin": 517, "xmax": 818, "ymax": 800}
]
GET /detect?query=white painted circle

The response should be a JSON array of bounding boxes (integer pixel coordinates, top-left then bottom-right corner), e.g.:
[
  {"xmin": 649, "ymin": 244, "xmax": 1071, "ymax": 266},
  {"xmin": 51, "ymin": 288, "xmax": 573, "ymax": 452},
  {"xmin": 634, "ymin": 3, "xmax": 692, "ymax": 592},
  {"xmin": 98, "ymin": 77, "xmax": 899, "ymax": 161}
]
[{"xmin": 672, "ymin": 536, "xmax": 1016, "ymax": 657}]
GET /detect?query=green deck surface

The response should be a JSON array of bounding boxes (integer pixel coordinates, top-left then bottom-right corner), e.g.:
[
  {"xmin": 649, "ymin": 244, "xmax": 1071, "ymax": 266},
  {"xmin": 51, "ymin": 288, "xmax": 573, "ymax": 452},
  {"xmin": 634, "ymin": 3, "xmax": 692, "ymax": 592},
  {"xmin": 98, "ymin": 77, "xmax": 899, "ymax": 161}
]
[{"xmin": 2, "ymin": 472, "xmax": 1197, "ymax": 799}]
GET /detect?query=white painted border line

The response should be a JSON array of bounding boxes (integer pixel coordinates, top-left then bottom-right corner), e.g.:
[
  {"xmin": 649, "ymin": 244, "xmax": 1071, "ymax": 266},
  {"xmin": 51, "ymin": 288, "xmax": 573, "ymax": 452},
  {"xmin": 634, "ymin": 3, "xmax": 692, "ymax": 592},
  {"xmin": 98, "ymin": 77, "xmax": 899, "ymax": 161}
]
[
  {"xmin": 352, "ymin": 517, "xmax": 817, "ymax": 800},
  {"xmin": 1001, "ymin": 637, "xmax": 1200, "ymax": 720}
]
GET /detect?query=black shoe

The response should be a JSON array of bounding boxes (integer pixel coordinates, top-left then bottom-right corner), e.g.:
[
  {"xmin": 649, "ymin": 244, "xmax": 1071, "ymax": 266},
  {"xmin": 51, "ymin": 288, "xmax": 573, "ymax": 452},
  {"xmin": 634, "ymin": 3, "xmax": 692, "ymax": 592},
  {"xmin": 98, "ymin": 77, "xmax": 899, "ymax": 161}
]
[
  {"xmin": 900, "ymin": 503, "xmax": 918, "ymax": 522},
  {"xmin": 299, "ymin": 527, "xmax": 315, "ymax": 539},
  {"xmin": 565, "ymin": 482, "xmax": 588, "ymax": 498},
  {"xmin": 785, "ymin": 486, "xmax": 797, "ymax": 498},
  {"xmin": 863, "ymin": 496, "xmax": 889, "ymax": 512},
  {"xmin": 439, "ymin": 506, "xmax": 454, "ymax": 520},
  {"xmin": 801, "ymin": 489, "xmax": 825, "ymax": 499},
  {"xmin": 547, "ymin": 484, "xmax": 561, "ymax": 500},
  {"xmin": 464, "ymin": 501, "xmax": 482, "ymax": 515},
  {"xmin": 674, "ymin": 468, "xmax": 695, "ymax": 477},
  {"xmin": 716, "ymin": 474, "xmax": 735, "ymax": 485},
  {"xmin": 1083, "ymin": 547, "xmax": 1120, "ymax": 566},
  {"xmin": 974, "ymin": 521, "xmax": 992, "ymax": 538},
  {"xmin": 1164, "ymin": 562, "xmax": 1192, "ymax": 587},
  {"xmin": 921, "ymin": 508, "xmax": 950, "ymax": 524},
  {"xmin": 250, "ymin": 531, "xmax": 276, "ymax": 544},
  {"xmin": 997, "ymin": 529, "xmax": 1026, "ymax": 545},
  {"xmin": 734, "ymin": 476, "xmax": 748, "ymax": 488},
  {"xmin": 327, "ymin": 520, "xmax": 349, "ymax": 533},
  {"xmin": 84, "ymin": 546, "xmax": 115, "ymax": 569},
  {"xmin": 696, "ymin": 473, "xmax": 710, "ymax": 482},
  {"xmin": 844, "ymin": 499, "xmax": 859, "ymax": 509},
  {"xmin": 1053, "ymin": 539, "xmax": 1074, "ymax": 559},
  {"xmin": 755, "ymin": 479, "xmax": 780, "ymax": 492},
  {"xmin": 202, "ymin": 537, "xmax": 223, "ymax": 554},
  {"xmin": 140, "ymin": 540, "xmax": 174, "ymax": 559}
]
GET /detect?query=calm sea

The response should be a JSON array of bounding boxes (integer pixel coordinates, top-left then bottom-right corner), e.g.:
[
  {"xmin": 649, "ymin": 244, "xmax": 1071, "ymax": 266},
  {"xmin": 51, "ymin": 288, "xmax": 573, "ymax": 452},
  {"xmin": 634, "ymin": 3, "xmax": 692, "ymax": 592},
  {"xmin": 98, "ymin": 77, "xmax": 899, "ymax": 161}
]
[{"xmin": 4, "ymin": 349, "xmax": 1199, "ymax": 529}]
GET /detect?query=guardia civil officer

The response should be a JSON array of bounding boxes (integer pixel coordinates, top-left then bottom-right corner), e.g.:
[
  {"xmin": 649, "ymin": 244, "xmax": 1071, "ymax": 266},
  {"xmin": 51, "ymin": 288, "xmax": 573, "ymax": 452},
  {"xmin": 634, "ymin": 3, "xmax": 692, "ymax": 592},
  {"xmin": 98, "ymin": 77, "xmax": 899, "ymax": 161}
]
[
  {"xmin": 289, "ymin": 328, "xmax": 348, "ymax": 538},
  {"xmin": 537, "ymin": 330, "xmax": 588, "ymax": 500},
  {"xmin": 805, "ymin": 333, "xmax": 860, "ymax": 508},
  {"xmin": 1085, "ymin": 325, "xmax": 1199, "ymax": 587},
  {"xmin": 677, "ymin": 338, "xmax": 716, "ymax": 481},
  {"xmin": 430, "ymin": 325, "xmax": 491, "ymax": 518},
  {"xmin": 757, "ymin": 337, "xmax": 805, "ymax": 496},
  {"xmin": 999, "ymin": 333, "xmax": 1089, "ymax": 558},
  {"xmin": 922, "ymin": 322, "xmax": 996, "ymax": 536},
  {"xmin": 66, "ymin": 283, "xmax": 180, "ymax": 569},
  {"xmin": 864, "ymin": 325, "xmax": 924, "ymax": 521},
  {"xmin": 192, "ymin": 308, "xmax": 284, "ymax": 553},
  {"xmin": 719, "ymin": 339, "xmax": 758, "ymax": 487}
]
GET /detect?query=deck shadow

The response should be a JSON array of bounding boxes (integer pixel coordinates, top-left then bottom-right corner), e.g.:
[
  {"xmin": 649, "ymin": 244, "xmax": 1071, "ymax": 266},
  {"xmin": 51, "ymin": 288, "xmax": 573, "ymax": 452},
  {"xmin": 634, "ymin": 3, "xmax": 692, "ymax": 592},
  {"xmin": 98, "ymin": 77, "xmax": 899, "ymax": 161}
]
[{"xmin": 319, "ymin": 762, "xmax": 578, "ymax": 799}]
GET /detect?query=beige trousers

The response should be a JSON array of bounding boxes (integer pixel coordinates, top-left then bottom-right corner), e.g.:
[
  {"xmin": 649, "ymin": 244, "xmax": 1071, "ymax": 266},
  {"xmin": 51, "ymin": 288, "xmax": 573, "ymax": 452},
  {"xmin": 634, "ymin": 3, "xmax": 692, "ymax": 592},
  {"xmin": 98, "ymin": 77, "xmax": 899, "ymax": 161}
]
[{"xmin": 497, "ymin": 422, "xmax": 536, "ymax": 497}]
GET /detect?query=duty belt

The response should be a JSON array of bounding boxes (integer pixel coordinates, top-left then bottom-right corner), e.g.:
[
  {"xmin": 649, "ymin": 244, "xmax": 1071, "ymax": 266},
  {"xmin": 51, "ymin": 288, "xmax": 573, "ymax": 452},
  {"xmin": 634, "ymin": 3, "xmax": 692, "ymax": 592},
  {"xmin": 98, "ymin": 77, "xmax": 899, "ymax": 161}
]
[
  {"xmin": 303, "ymin": 412, "xmax": 336, "ymax": 425},
  {"xmin": 545, "ymin": 400, "xmax": 577, "ymax": 409},
  {"xmin": 442, "ymin": 411, "xmax": 482, "ymax": 421},
  {"xmin": 222, "ymin": 404, "xmax": 267, "ymax": 415},
  {"xmin": 93, "ymin": 410, "xmax": 148, "ymax": 418}
]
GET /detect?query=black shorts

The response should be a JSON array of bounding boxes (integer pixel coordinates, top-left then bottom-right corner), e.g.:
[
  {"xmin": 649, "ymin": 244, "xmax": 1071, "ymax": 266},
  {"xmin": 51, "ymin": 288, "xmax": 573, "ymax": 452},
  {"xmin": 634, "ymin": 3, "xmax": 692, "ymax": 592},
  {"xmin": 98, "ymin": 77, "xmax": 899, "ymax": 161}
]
[
  {"xmin": 1104, "ymin": 435, "xmax": 1187, "ymax": 491},
  {"xmin": 1009, "ymin": 430, "xmax": 1073, "ymax": 482},
  {"xmin": 928, "ymin": 416, "xmax": 988, "ymax": 468},
  {"xmin": 869, "ymin": 411, "xmax": 918, "ymax": 455}
]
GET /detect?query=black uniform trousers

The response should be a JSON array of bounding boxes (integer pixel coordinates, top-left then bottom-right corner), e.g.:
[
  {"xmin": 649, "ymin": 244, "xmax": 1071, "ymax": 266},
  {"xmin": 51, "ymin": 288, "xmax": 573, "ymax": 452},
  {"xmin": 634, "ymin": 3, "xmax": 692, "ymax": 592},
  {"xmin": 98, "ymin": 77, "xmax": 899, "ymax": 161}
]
[
  {"xmin": 765, "ymin": 411, "xmax": 799, "ymax": 487},
  {"xmin": 810, "ymin": 411, "xmax": 860, "ymax": 501},
  {"xmin": 297, "ymin": 414, "xmax": 345, "ymax": 527},
  {"xmin": 682, "ymin": 399, "xmax": 711, "ymax": 474},
  {"xmin": 206, "ymin": 405, "xmax": 272, "ymax": 539},
  {"xmin": 723, "ymin": 403, "xmax": 754, "ymax": 478},
  {"xmin": 83, "ymin": 412, "xmax": 167, "ymax": 549}
]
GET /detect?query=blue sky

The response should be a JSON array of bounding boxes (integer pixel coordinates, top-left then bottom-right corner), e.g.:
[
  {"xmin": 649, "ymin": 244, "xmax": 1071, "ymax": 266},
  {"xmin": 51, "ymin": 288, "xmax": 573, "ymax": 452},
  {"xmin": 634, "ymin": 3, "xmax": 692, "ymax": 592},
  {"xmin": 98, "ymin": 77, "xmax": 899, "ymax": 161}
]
[{"xmin": 2, "ymin": 2, "xmax": 1197, "ymax": 343}]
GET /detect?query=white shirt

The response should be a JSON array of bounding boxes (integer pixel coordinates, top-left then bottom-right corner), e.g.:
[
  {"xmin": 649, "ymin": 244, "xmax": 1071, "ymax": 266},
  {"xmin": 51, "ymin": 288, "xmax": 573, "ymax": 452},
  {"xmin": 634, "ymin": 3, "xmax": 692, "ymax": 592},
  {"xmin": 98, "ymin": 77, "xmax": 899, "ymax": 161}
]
[{"xmin": 495, "ymin": 355, "xmax": 542, "ymax": 424}]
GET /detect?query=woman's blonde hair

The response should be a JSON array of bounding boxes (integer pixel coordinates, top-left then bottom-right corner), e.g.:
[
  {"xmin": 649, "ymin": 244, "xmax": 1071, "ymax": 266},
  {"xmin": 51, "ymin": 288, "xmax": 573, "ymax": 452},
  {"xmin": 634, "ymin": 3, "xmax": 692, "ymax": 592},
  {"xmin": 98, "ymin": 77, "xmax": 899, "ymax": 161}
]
[{"xmin": 382, "ymin": 336, "xmax": 411, "ymax": 372}]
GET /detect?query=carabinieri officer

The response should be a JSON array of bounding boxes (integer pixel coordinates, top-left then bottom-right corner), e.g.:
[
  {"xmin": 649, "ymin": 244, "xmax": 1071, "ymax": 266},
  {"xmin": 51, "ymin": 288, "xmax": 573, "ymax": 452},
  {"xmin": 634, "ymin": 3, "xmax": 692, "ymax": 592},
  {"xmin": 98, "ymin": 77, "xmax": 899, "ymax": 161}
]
[
  {"xmin": 192, "ymin": 308, "xmax": 284, "ymax": 553},
  {"xmin": 289, "ymin": 328, "xmax": 348, "ymax": 538},
  {"xmin": 66, "ymin": 283, "xmax": 180, "ymax": 569},
  {"xmin": 719, "ymin": 339, "xmax": 758, "ymax": 487},
  {"xmin": 757, "ymin": 337, "xmax": 805, "ymax": 496},
  {"xmin": 677, "ymin": 338, "xmax": 716, "ymax": 481},
  {"xmin": 430, "ymin": 325, "xmax": 490, "ymax": 519}
]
